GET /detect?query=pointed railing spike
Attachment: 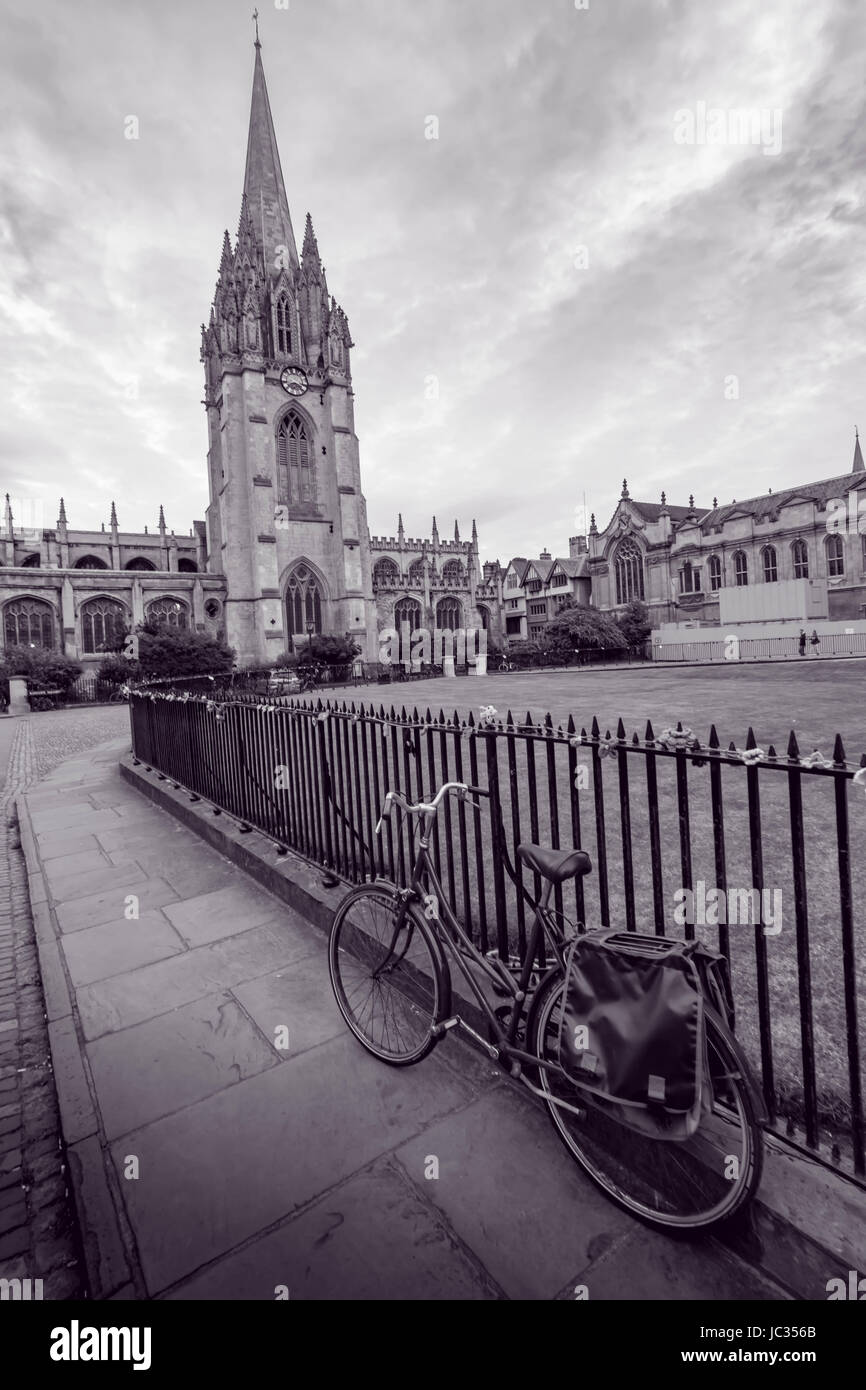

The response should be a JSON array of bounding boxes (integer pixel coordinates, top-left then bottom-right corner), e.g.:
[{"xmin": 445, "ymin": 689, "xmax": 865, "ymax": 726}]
[
  {"xmin": 746, "ymin": 727, "xmax": 757, "ymax": 750},
  {"xmin": 708, "ymin": 724, "xmax": 719, "ymax": 749},
  {"xmin": 787, "ymin": 730, "xmax": 799, "ymax": 759},
  {"xmin": 833, "ymin": 733, "xmax": 845, "ymax": 765}
]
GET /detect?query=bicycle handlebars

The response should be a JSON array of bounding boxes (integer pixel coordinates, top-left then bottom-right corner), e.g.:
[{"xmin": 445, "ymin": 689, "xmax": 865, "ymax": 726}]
[{"xmin": 375, "ymin": 782, "xmax": 488, "ymax": 835}]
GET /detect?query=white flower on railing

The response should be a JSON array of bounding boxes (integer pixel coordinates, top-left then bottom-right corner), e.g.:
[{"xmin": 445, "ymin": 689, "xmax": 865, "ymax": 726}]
[
  {"xmin": 799, "ymin": 749, "xmax": 834, "ymax": 770},
  {"xmin": 478, "ymin": 705, "xmax": 498, "ymax": 729},
  {"xmin": 852, "ymin": 768, "xmax": 866, "ymax": 798},
  {"xmin": 739, "ymin": 747, "xmax": 765, "ymax": 766}
]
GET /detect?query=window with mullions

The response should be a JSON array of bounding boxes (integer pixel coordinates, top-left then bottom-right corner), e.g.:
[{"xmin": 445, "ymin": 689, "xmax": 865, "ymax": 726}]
[
  {"xmin": 4, "ymin": 597, "xmax": 54, "ymax": 649},
  {"xmin": 276, "ymin": 297, "xmax": 292, "ymax": 356},
  {"xmin": 614, "ymin": 538, "xmax": 644, "ymax": 604},
  {"xmin": 826, "ymin": 533, "xmax": 844, "ymax": 578},
  {"xmin": 286, "ymin": 565, "xmax": 323, "ymax": 635},
  {"xmin": 82, "ymin": 598, "xmax": 127, "ymax": 654},
  {"xmin": 277, "ymin": 413, "xmax": 315, "ymax": 507},
  {"xmin": 792, "ymin": 539, "xmax": 809, "ymax": 579}
]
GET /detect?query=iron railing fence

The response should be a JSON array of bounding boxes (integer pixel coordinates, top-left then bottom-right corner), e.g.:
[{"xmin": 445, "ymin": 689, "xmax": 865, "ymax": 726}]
[
  {"xmin": 127, "ymin": 689, "xmax": 865, "ymax": 1182},
  {"xmin": 656, "ymin": 631, "xmax": 866, "ymax": 663}
]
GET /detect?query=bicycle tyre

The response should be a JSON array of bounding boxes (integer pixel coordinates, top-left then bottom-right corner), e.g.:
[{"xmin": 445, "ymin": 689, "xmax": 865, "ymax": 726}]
[
  {"xmin": 526, "ymin": 970, "xmax": 764, "ymax": 1231},
  {"xmin": 329, "ymin": 882, "xmax": 450, "ymax": 1066}
]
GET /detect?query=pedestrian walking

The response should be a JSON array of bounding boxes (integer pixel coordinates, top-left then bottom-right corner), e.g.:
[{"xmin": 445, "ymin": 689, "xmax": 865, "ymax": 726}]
[
  {"xmin": 798, "ymin": 629, "xmax": 807, "ymax": 657},
  {"xmin": 810, "ymin": 628, "xmax": 820, "ymax": 657}
]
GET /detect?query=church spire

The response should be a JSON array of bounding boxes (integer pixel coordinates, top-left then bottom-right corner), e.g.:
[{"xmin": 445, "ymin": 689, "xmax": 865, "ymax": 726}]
[
  {"xmin": 853, "ymin": 427, "xmax": 864, "ymax": 474},
  {"xmin": 243, "ymin": 39, "xmax": 299, "ymax": 275}
]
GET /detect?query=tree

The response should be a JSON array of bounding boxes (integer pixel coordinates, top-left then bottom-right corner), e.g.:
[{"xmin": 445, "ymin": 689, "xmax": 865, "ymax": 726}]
[
  {"xmin": 616, "ymin": 600, "xmax": 652, "ymax": 651},
  {"xmin": 98, "ymin": 654, "xmax": 140, "ymax": 685},
  {"xmin": 544, "ymin": 604, "xmax": 624, "ymax": 659},
  {"xmin": 298, "ymin": 634, "xmax": 360, "ymax": 667},
  {"xmin": 134, "ymin": 623, "xmax": 235, "ymax": 678}
]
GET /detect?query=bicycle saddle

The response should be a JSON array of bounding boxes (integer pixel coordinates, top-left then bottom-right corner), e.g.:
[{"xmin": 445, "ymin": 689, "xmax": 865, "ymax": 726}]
[{"xmin": 517, "ymin": 844, "xmax": 592, "ymax": 883}]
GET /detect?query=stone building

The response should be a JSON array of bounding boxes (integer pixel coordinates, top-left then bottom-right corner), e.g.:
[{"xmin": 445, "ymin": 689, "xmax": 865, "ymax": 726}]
[
  {"xmin": 371, "ymin": 517, "xmax": 501, "ymax": 646},
  {"xmin": 501, "ymin": 539, "xmax": 591, "ymax": 643},
  {"xmin": 587, "ymin": 433, "xmax": 866, "ymax": 625},
  {"xmin": 0, "ymin": 495, "xmax": 224, "ymax": 670}
]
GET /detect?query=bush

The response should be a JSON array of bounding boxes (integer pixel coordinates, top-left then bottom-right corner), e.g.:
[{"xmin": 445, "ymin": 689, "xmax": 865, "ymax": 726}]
[
  {"xmin": 1, "ymin": 646, "xmax": 83, "ymax": 692},
  {"xmin": 505, "ymin": 639, "xmax": 545, "ymax": 669},
  {"xmin": 135, "ymin": 623, "xmax": 235, "ymax": 678},
  {"xmin": 98, "ymin": 654, "xmax": 140, "ymax": 685},
  {"xmin": 297, "ymin": 634, "xmax": 360, "ymax": 667}
]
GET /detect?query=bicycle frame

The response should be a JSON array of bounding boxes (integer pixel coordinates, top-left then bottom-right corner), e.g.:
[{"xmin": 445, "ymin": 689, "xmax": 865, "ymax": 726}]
[{"xmin": 380, "ymin": 806, "xmax": 573, "ymax": 1078}]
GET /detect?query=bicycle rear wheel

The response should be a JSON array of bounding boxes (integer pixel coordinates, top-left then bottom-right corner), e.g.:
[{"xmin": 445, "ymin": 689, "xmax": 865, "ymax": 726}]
[
  {"xmin": 329, "ymin": 883, "xmax": 450, "ymax": 1066},
  {"xmin": 527, "ymin": 972, "xmax": 763, "ymax": 1230}
]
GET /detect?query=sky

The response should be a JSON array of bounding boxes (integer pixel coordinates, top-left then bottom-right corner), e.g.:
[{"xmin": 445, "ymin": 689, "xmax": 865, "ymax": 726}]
[{"xmin": 1, "ymin": 0, "xmax": 865, "ymax": 565}]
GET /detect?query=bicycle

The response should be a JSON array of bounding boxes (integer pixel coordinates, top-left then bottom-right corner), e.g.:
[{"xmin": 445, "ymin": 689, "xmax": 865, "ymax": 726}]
[
  {"xmin": 328, "ymin": 781, "xmax": 765, "ymax": 1231},
  {"xmin": 298, "ymin": 664, "xmax": 320, "ymax": 694}
]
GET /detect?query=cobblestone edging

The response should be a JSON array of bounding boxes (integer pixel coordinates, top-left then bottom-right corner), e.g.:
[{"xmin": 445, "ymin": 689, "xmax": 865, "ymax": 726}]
[{"xmin": 0, "ymin": 720, "xmax": 86, "ymax": 1298}]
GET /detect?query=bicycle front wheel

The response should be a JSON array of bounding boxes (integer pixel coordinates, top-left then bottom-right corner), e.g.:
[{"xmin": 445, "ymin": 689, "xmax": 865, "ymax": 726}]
[
  {"xmin": 527, "ymin": 972, "xmax": 763, "ymax": 1231},
  {"xmin": 329, "ymin": 883, "xmax": 450, "ymax": 1066}
]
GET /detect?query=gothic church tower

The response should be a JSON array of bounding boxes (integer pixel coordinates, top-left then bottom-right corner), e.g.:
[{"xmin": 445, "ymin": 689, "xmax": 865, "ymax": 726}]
[{"xmin": 200, "ymin": 33, "xmax": 376, "ymax": 665}]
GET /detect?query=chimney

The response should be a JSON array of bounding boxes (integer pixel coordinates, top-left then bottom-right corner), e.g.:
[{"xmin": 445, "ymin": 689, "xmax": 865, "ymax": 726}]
[{"xmin": 539, "ymin": 548, "xmax": 552, "ymax": 561}]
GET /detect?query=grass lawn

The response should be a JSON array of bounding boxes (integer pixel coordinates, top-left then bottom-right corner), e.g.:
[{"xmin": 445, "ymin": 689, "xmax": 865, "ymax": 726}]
[{"xmin": 309, "ymin": 659, "xmax": 866, "ymax": 1160}]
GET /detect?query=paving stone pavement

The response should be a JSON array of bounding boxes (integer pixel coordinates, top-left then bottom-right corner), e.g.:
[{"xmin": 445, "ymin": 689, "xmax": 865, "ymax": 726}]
[
  {"xmin": 13, "ymin": 732, "xmax": 795, "ymax": 1301},
  {"xmin": 0, "ymin": 707, "xmax": 129, "ymax": 1299}
]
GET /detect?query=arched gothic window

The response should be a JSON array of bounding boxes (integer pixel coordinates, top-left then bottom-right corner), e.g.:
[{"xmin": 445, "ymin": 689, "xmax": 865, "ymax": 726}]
[
  {"xmin": 762, "ymin": 546, "xmax": 778, "ymax": 583},
  {"xmin": 82, "ymin": 598, "xmax": 127, "ymax": 655},
  {"xmin": 277, "ymin": 412, "xmax": 315, "ymax": 507},
  {"xmin": 437, "ymin": 597, "xmax": 462, "ymax": 631},
  {"xmin": 74, "ymin": 555, "xmax": 108, "ymax": 570},
  {"xmin": 733, "ymin": 551, "xmax": 748, "ymax": 587},
  {"xmin": 4, "ymin": 598, "xmax": 54, "ymax": 650},
  {"xmin": 442, "ymin": 559, "xmax": 465, "ymax": 587},
  {"xmin": 792, "ymin": 539, "xmax": 809, "ymax": 579},
  {"xmin": 614, "ymin": 538, "xmax": 644, "ymax": 605},
  {"xmin": 21, "ymin": 553, "xmax": 41, "ymax": 568},
  {"xmin": 708, "ymin": 555, "xmax": 722, "ymax": 591},
  {"xmin": 276, "ymin": 296, "xmax": 292, "ymax": 356},
  {"xmin": 177, "ymin": 558, "xmax": 198, "ymax": 573},
  {"xmin": 394, "ymin": 598, "xmax": 422, "ymax": 634},
  {"xmin": 826, "ymin": 533, "xmax": 844, "ymax": 577},
  {"xmin": 286, "ymin": 565, "xmax": 323, "ymax": 637},
  {"xmin": 146, "ymin": 598, "xmax": 189, "ymax": 631},
  {"xmin": 408, "ymin": 559, "xmax": 426, "ymax": 586},
  {"xmin": 373, "ymin": 558, "xmax": 400, "ymax": 588},
  {"xmin": 125, "ymin": 557, "xmax": 156, "ymax": 572}
]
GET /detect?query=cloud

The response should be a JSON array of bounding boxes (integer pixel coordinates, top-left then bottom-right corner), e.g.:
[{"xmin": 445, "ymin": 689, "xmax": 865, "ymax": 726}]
[{"xmin": 0, "ymin": 0, "xmax": 863, "ymax": 563}]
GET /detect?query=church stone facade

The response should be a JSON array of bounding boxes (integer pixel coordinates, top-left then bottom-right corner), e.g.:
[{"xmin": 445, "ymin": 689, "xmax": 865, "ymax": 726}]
[
  {"xmin": 199, "ymin": 38, "xmax": 378, "ymax": 667},
  {"xmin": 370, "ymin": 517, "xmax": 502, "ymax": 646},
  {"xmin": 0, "ymin": 494, "xmax": 224, "ymax": 670}
]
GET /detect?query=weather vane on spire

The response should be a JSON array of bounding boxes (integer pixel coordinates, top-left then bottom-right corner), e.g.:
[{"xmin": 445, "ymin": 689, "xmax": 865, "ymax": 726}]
[{"xmin": 253, "ymin": 8, "xmax": 260, "ymax": 46}]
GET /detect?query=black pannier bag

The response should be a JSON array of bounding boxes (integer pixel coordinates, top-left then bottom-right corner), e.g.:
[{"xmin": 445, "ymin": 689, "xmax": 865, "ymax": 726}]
[{"xmin": 557, "ymin": 930, "xmax": 729, "ymax": 1142}]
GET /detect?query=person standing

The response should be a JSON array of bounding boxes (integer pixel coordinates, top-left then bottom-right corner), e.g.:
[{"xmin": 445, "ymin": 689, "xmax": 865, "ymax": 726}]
[
  {"xmin": 798, "ymin": 629, "xmax": 807, "ymax": 657},
  {"xmin": 810, "ymin": 628, "xmax": 821, "ymax": 657}
]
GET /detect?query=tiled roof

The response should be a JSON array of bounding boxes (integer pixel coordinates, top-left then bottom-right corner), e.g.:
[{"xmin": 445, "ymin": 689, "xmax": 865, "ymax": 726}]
[
  {"xmin": 630, "ymin": 502, "xmax": 701, "ymax": 522},
  {"xmin": 699, "ymin": 471, "xmax": 866, "ymax": 527},
  {"xmin": 550, "ymin": 557, "xmax": 589, "ymax": 578}
]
